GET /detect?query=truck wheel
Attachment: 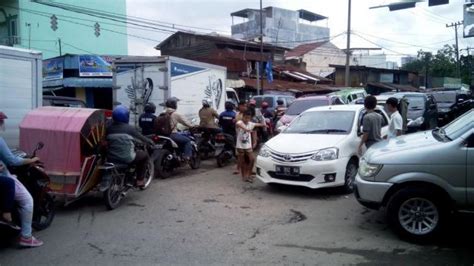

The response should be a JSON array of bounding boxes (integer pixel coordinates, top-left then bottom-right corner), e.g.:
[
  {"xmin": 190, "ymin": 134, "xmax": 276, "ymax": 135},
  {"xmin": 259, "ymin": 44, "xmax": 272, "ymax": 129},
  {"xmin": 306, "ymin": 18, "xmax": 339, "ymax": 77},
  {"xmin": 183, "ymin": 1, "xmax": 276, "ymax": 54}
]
[
  {"xmin": 387, "ymin": 187, "xmax": 447, "ymax": 243},
  {"xmin": 156, "ymin": 150, "xmax": 173, "ymax": 179}
]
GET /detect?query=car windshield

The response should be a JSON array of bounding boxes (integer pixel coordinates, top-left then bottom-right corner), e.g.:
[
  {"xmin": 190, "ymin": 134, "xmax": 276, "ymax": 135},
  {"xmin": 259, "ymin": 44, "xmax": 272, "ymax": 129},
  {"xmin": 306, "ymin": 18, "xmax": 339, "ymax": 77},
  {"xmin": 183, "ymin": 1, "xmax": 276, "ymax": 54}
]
[
  {"xmin": 254, "ymin": 96, "xmax": 274, "ymax": 108},
  {"xmin": 438, "ymin": 109, "xmax": 474, "ymax": 140},
  {"xmin": 405, "ymin": 96, "xmax": 425, "ymax": 110},
  {"xmin": 283, "ymin": 111, "xmax": 355, "ymax": 134},
  {"xmin": 286, "ymin": 99, "xmax": 328, "ymax": 115}
]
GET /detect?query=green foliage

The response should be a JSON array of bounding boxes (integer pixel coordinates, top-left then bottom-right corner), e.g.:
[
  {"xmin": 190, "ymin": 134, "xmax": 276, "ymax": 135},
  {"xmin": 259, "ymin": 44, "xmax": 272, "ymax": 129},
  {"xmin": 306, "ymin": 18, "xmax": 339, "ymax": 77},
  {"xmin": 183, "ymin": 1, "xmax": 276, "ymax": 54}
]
[{"xmin": 401, "ymin": 44, "xmax": 472, "ymax": 85}]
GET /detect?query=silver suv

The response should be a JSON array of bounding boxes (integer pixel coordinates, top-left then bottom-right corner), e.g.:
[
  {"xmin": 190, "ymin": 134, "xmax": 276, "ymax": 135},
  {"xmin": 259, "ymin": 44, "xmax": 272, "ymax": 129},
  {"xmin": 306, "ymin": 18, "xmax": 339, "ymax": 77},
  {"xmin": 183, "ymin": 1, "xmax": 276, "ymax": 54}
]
[{"xmin": 354, "ymin": 109, "xmax": 474, "ymax": 242}]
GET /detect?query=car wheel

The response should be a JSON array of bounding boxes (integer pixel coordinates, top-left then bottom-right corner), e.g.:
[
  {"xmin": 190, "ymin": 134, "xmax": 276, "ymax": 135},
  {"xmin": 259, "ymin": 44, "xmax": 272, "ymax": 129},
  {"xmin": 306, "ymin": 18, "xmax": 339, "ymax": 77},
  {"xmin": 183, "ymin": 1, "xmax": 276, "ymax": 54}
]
[
  {"xmin": 341, "ymin": 160, "xmax": 358, "ymax": 194},
  {"xmin": 387, "ymin": 187, "xmax": 447, "ymax": 243}
]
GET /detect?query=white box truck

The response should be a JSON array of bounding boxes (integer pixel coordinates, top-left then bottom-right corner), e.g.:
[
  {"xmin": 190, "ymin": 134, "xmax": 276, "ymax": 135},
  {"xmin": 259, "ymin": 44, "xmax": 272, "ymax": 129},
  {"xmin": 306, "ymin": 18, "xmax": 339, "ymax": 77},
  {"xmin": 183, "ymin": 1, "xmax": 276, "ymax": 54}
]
[
  {"xmin": 113, "ymin": 56, "xmax": 237, "ymax": 126},
  {"xmin": 0, "ymin": 46, "xmax": 42, "ymax": 148}
]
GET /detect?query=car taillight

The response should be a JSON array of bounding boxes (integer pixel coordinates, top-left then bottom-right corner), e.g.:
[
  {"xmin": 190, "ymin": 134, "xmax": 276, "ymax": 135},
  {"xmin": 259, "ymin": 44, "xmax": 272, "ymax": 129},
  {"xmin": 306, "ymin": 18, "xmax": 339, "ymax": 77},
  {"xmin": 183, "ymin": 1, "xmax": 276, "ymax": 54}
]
[{"xmin": 152, "ymin": 135, "xmax": 160, "ymax": 142}]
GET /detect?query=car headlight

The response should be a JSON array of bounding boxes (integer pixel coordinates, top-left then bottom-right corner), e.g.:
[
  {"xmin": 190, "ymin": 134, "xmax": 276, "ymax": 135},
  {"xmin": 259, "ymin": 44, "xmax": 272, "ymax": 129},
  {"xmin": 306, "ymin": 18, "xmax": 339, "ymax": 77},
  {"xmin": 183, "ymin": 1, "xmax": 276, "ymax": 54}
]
[
  {"xmin": 311, "ymin": 148, "xmax": 338, "ymax": 161},
  {"xmin": 407, "ymin": 116, "xmax": 424, "ymax": 127},
  {"xmin": 259, "ymin": 146, "xmax": 271, "ymax": 157},
  {"xmin": 358, "ymin": 158, "xmax": 383, "ymax": 179}
]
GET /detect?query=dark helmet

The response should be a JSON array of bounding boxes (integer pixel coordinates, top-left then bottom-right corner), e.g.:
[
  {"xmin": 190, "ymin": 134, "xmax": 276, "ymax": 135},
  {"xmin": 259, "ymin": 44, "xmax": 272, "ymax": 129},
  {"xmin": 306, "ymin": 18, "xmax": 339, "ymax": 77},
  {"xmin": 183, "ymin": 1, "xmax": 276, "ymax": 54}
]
[
  {"xmin": 144, "ymin": 102, "xmax": 156, "ymax": 113},
  {"xmin": 165, "ymin": 97, "xmax": 179, "ymax": 110},
  {"xmin": 112, "ymin": 105, "xmax": 130, "ymax": 124},
  {"xmin": 225, "ymin": 101, "xmax": 234, "ymax": 111},
  {"xmin": 261, "ymin": 101, "xmax": 269, "ymax": 109},
  {"xmin": 277, "ymin": 99, "xmax": 284, "ymax": 105}
]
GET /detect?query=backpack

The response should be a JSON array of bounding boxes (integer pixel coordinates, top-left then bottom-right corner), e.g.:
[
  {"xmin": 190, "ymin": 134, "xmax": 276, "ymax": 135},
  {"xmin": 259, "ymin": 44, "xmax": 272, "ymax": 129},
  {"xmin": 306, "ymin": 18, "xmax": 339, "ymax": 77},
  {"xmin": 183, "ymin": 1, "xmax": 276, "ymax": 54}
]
[{"xmin": 154, "ymin": 112, "xmax": 174, "ymax": 136}]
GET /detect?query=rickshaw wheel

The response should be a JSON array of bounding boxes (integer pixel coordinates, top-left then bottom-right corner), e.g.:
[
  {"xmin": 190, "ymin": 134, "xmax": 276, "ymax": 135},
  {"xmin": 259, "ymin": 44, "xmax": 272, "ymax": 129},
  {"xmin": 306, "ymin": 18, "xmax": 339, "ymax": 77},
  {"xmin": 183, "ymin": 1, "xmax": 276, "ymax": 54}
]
[
  {"xmin": 104, "ymin": 173, "xmax": 124, "ymax": 210},
  {"xmin": 32, "ymin": 193, "xmax": 56, "ymax": 231},
  {"xmin": 140, "ymin": 159, "xmax": 154, "ymax": 191}
]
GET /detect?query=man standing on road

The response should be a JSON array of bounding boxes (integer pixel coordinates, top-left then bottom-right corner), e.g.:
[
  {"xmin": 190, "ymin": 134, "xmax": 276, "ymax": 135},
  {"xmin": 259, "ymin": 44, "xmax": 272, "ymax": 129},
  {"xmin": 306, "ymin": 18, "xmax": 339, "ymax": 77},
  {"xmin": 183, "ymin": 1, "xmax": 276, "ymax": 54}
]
[
  {"xmin": 385, "ymin": 97, "xmax": 403, "ymax": 139},
  {"xmin": 359, "ymin": 96, "xmax": 383, "ymax": 154}
]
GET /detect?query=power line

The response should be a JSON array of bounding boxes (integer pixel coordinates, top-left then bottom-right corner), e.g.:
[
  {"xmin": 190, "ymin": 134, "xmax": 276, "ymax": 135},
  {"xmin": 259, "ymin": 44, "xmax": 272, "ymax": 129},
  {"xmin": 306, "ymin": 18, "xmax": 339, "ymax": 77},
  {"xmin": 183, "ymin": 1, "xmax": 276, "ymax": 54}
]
[
  {"xmin": 62, "ymin": 42, "xmax": 96, "ymax": 54},
  {"xmin": 353, "ymin": 33, "xmax": 409, "ymax": 55},
  {"xmin": 354, "ymin": 30, "xmax": 455, "ymax": 50}
]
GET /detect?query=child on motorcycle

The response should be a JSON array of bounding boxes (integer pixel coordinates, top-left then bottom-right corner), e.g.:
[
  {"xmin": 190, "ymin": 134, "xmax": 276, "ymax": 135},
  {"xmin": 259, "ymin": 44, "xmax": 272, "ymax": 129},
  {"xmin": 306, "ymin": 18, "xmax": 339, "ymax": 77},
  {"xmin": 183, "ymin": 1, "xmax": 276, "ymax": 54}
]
[{"xmin": 0, "ymin": 112, "xmax": 43, "ymax": 248}]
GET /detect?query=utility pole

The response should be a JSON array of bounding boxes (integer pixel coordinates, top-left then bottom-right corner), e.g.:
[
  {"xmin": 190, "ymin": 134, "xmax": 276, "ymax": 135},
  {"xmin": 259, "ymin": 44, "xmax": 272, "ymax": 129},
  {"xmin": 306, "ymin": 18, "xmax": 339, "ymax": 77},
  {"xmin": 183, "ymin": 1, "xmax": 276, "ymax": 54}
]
[
  {"xmin": 258, "ymin": 0, "xmax": 264, "ymax": 95},
  {"xmin": 344, "ymin": 0, "xmax": 352, "ymax": 87},
  {"xmin": 446, "ymin": 21, "xmax": 463, "ymax": 78},
  {"xmin": 58, "ymin": 38, "xmax": 62, "ymax": 56}
]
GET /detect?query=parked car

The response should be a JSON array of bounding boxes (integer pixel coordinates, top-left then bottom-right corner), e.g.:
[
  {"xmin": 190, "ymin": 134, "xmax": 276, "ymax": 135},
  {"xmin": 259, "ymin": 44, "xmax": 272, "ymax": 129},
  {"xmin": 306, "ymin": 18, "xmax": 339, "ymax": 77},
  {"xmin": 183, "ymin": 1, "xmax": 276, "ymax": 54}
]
[
  {"xmin": 275, "ymin": 95, "xmax": 345, "ymax": 132},
  {"xmin": 256, "ymin": 105, "xmax": 390, "ymax": 191},
  {"xmin": 354, "ymin": 109, "xmax": 474, "ymax": 242},
  {"xmin": 376, "ymin": 92, "xmax": 438, "ymax": 132},
  {"xmin": 251, "ymin": 94, "xmax": 295, "ymax": 114},
  {"xmin": 43, "ymin": 96, "xmax": 87, "ymax": 108},
  {"xmin": 430, "ymin": 90, "xmax": 471, "ymax": 126},
  {"xmin": 329, "ymin": 88, "xmax": 367, "ymax": 104}
]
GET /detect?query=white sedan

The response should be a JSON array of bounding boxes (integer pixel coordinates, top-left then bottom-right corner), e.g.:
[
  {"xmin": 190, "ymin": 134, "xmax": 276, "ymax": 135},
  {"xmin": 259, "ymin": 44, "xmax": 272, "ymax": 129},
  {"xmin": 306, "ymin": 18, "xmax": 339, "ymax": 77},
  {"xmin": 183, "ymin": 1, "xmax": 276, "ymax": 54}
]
[{"xmin": 256, "ymin": 105, "xmax": 390, "ymax": 191}]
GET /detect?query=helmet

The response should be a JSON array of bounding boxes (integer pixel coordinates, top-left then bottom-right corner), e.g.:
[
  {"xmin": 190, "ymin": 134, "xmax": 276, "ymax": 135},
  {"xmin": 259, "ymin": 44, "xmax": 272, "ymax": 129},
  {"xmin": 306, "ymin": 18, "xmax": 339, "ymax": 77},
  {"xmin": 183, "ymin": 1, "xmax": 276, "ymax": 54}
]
[
  {"xmin": 112, "ymin": 105, "xmax": 130, "ymax": 124},
  {"xmin": 165, "ymin": 97, "xmax": 179, "ymax": 110},
  {"xmin": 249, "ymin": 99, "xmax": 257, "ymax": 106},
  {"xmin": 202, "ymin": 98, "xmax": 211, "ymax": 107},
  {"xmin": 225, "ymin": 101, "xmax": 234, "ymax": 111},
  {"xmin": 144, "ymin": 102, "xmax": 156, "ymax": 113},
  {"xmin": 261, "ymin": 101, "xmax": 269, "ymax": 108}
]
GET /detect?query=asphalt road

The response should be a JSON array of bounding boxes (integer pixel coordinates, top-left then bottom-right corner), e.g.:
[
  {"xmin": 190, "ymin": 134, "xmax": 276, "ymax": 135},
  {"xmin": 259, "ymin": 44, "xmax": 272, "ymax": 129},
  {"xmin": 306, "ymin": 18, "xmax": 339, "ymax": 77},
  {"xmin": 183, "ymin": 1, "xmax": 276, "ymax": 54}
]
[{"xmin": 1, "ymin": 160, "xmax": 473, "ymax": 265}]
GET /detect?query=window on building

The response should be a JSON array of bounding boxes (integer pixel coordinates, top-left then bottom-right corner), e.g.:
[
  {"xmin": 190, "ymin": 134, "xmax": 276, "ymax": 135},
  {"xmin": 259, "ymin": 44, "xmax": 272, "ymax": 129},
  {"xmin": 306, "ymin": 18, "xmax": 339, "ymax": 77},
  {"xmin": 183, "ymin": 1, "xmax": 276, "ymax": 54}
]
[{"xmin": 9, "ymin": 19, "xmax": 19, "ymax": 45}]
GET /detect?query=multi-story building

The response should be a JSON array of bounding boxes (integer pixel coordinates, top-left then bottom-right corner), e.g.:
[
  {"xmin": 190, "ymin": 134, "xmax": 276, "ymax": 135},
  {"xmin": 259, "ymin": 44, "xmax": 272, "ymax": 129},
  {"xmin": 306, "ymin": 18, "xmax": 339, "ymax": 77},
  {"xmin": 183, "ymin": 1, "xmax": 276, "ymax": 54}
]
[
  {"xmin": 0, "ymin": 0, "xmax": 128, "ymax": 59},
  {"xmin": 231, "ymin": 7, "xmax": 329, "ymax": 48}
]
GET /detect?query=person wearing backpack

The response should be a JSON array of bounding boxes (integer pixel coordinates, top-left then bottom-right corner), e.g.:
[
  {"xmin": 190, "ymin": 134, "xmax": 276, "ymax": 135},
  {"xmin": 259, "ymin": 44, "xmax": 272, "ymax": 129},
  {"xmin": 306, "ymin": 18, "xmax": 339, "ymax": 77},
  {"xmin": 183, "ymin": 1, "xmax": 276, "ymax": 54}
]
[
  {"xmin": 138, "ymin": 102, "xmax": 157, "ymax": 136},
  {"xmin": 157, "ymin": 97, "xmax": 194, "ymax": 161}
]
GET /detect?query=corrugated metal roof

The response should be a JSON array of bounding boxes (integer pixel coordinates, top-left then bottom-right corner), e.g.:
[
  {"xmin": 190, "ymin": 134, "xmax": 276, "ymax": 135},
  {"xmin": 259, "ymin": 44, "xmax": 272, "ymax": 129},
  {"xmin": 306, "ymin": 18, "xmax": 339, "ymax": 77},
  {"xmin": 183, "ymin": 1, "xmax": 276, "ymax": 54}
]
[
  {"xmin": 285, "ymin": 42, "xmax": 327, "ymax": 58},
  {"xmin": 241, "ymin": 77, "xmax": 336, "ymax": 93}
]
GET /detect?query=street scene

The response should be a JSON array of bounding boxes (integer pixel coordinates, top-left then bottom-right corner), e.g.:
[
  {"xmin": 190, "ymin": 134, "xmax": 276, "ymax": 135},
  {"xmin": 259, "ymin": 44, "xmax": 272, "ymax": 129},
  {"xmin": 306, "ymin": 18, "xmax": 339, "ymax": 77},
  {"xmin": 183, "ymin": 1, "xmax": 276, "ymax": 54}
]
[{"xmin": 0, "ymin": 0, "xmax": 474, "ymax": 265}]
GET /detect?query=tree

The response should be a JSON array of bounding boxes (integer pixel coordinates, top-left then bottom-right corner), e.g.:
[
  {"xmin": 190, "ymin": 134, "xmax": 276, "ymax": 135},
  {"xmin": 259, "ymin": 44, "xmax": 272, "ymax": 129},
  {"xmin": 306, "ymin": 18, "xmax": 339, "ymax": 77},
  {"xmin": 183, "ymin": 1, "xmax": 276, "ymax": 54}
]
[{"xmin": 402, "ymin": 44, "xmax": 472, "ymax": 86}]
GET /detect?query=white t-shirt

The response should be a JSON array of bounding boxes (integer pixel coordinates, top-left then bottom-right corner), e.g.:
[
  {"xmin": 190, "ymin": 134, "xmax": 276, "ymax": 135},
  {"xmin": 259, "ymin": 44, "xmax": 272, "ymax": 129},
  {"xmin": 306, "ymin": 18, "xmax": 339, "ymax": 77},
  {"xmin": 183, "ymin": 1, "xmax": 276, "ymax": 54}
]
[
  {"xmin": 388, "ymin": 111, "xmax": 403, "ymax": 139},
  {"xmin": 236, "ymin": 121, "xmax": 256, "ymax": 149}
]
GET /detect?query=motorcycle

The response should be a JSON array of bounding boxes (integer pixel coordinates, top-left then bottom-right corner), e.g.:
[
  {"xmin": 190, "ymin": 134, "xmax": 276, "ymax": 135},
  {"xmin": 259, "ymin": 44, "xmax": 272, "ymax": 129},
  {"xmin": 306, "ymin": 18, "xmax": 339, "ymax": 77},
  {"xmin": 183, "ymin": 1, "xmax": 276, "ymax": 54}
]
[
  {"xmin": 8, "ymin": 142, "xmax": 56, "ymax": 231},
  {"xmin": 196, "ymin": 127, "xmax": 220, "ymax": 160},
  {"xmin": 215, "ymin": 133, "xmax": 235, "ymax": 168},
  {"xmin": 99, "ymin": 143, "xmax": 154, "ymax": 210},
  {"xmin": 151, "ymin": 130, "xmax": 201, "ymax": 179}
]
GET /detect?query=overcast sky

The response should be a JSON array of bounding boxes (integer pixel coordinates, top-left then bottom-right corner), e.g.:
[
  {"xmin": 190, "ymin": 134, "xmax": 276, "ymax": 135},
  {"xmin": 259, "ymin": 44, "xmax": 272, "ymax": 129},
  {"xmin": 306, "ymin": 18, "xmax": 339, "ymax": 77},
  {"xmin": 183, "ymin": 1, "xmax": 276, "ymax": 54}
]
[{"xmin": 126, "ymin": 0, "xmax": 474, "ymax": 63}]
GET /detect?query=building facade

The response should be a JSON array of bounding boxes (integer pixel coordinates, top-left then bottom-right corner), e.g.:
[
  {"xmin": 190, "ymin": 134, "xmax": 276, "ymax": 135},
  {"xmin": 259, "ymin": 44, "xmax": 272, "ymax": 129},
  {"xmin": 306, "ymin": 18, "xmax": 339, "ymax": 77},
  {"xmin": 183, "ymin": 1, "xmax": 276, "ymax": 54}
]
[
  {"xmin": 0, "ymin": 0, "xmax": 128, "ymax": 59},
  {"xmin": 285, "ymin": 41, "xmax": 346, "ymax": 77},
  {"xmin": 231, "ymin": 7, "xmax": 329, "ymax": 48}
]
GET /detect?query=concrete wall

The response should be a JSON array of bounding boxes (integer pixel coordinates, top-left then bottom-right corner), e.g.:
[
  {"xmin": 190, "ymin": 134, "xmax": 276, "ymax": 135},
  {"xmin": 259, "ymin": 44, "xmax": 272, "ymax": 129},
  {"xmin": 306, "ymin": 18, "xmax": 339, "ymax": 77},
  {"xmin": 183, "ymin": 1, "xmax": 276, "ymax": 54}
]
[
  {"xmin": 302, "ymin": 42, "xmax": 346, "ymax": 76},
  {"xmin": 14, "ymin": 0, "xmax": 127, "ymax": 59}
]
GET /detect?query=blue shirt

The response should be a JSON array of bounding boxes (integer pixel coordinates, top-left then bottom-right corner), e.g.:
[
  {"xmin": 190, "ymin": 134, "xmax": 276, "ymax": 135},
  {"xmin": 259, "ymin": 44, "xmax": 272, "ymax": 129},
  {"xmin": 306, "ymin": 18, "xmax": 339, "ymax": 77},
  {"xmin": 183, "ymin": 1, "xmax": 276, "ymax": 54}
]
[
  {"xmin": 0, "ymin": 137, "xmax": 24, "ymax": 176},
  {"xmin": 219, "ymin": 110, "xmax": 236, "ymax": 135}
]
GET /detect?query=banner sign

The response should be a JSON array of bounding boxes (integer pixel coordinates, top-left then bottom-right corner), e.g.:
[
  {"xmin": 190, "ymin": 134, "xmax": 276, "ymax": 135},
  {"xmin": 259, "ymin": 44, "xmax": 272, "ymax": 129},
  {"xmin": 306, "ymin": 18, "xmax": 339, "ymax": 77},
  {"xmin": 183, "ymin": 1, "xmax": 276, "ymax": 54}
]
[
  {"xmin": 79, "ymin": 55, "xmax": 113, "ymax": 77},
  {"xmin": 43, "ymin": 58, "xmax": 64, "ymax": 81},
  {"xmin": 170, "ymin": 62, "xmax": 206, "ymax": 77}
]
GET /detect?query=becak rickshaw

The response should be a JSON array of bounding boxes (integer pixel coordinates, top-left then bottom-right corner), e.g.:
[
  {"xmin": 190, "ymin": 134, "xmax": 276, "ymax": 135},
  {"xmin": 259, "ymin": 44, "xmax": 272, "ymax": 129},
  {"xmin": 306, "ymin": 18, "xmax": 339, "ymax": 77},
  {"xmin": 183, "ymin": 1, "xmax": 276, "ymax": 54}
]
[{"xmin": 19, "ymin": 107, "xmax": 154, "ymax": 209}]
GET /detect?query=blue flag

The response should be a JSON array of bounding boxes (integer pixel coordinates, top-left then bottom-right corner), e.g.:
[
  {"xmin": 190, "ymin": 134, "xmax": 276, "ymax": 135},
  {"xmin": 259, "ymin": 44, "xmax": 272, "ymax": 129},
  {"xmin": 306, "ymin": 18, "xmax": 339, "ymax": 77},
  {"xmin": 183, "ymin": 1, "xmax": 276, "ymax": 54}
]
[{"xmin": 266, "ymin": 61, "xmax": 273, "ymax": 83}]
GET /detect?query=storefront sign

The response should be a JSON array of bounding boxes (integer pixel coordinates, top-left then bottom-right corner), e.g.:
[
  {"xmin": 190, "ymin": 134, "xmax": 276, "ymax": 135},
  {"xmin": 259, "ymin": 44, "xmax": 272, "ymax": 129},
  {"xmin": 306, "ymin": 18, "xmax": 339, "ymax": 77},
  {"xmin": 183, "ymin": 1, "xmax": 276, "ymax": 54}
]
[
  {"xmin": 43, "ymin": 58, "xmax": 64, "ymax": 81},
  {"xmin": 79, "ymin": 55, "xmax": 113, "ymax": 77}
]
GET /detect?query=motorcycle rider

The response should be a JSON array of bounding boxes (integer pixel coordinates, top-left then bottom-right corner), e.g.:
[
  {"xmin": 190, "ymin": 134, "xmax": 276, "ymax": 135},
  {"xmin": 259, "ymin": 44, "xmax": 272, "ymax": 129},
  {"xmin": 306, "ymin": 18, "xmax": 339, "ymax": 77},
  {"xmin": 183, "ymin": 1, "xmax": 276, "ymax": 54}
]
[
  {"xmin": 219, "ymin": 101, "xmax": 237, "ymax": 137},
  {"xmin": 274, "ymin": 99, "xmax": 287, "ymax": 121},
  {"xmin": 261, "ymin": 101, "xmax": 273, "ymax": 119},
  {"xmin": 0, "ymin": 112, "xmax": 43, "ymax": 247},
  {"xmin": 164, "ymin": 97, "xmax": 194, "ymax": 161},
  {"xmin": 106, "ymin": 106, "xmax": 154, "ymax": 187},
  {"xmin": 198, "ymin": 98, "xmax": 220, "ymax": 134},
  {"xmin": 138, "ymin": 102, "xmax": 157, "ymax": 136}
]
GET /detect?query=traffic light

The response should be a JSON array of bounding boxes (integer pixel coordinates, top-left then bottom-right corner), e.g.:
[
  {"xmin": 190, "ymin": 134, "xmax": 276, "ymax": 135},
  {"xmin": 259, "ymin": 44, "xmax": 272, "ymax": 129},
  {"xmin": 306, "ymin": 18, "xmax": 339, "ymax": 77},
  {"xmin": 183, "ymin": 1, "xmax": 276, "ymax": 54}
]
[
  {"xmin": 94, "ymin": 22, "xmax": 100, "ymax": 37},
  {"xmin": 50, "ymin": 15, "xmax": 58, "ymax": 31}
]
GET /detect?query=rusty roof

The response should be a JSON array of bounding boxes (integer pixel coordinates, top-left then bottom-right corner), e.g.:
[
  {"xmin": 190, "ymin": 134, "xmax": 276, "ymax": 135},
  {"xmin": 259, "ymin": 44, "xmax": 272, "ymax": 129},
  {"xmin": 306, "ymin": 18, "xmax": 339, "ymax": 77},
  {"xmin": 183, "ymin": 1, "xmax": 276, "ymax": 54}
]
[
  {"xmin": 285, "ymin": 42, "xmax": 328, "ymax": 58},
  {"xmin": 367, "ymin": 82, "xmax": 422, "ymax": 92},
  {"xmin": 241, "ymin": 77, "xmax": 337, "ymax": 93}
]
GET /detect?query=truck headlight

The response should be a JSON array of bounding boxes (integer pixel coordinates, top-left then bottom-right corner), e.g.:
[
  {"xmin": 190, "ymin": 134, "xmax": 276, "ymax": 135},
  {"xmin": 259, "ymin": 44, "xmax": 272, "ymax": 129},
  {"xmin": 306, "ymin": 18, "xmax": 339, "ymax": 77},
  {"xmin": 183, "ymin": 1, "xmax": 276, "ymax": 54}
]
[
  {"xmin": 259, "ymin": 146, "xmax": 271, "ymax": 158},
  {"xmin": 407, "ymin": 117, "xmax": 424, "ymax": 127},
  {"xmin": 311, "ymin": 148, "xmax": 338, "ymax": 161},
  {"xmin": 359, "ymin": 158, "xmax": 382, "ymax": 179}
]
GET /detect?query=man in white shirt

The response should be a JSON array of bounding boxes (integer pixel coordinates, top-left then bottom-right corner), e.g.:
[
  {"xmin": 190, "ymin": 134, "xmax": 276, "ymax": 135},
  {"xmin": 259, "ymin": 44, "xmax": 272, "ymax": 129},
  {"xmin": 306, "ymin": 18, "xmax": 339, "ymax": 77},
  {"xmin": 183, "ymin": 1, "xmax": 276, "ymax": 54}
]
[{"xmin": 385, "ymin": 97, "xmax": 403, "ymax": 139}]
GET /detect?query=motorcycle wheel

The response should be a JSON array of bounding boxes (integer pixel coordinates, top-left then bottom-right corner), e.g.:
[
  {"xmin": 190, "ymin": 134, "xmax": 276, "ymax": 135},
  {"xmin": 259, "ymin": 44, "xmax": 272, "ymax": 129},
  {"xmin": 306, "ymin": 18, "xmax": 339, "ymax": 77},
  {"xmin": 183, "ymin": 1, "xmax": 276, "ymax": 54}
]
[
  {"xmin": 140, "ymin": 159, "xmax": 154, "ymax": 191},
  {"xmin": 190, "ymin": 149, "xmax": 201, "ymax": 169},
  {"xmin": 104, "ymin": 172, "xmax": 124, "ymax": 210},
  {"xmin": 156, "ymin": 150, "xmax": 173, "ymax": 179},
  {"xmin": 32, "ymin": 193, "xmax": 56, "ymax": 231}
]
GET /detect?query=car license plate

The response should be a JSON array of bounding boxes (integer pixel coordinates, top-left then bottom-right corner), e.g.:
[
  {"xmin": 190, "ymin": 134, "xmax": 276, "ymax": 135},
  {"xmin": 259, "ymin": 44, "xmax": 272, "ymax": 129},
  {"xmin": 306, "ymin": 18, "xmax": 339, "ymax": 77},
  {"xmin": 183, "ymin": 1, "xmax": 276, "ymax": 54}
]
[{"xmin": 275, "ymin": 165, "xmax": 300, "ymax": 176}]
